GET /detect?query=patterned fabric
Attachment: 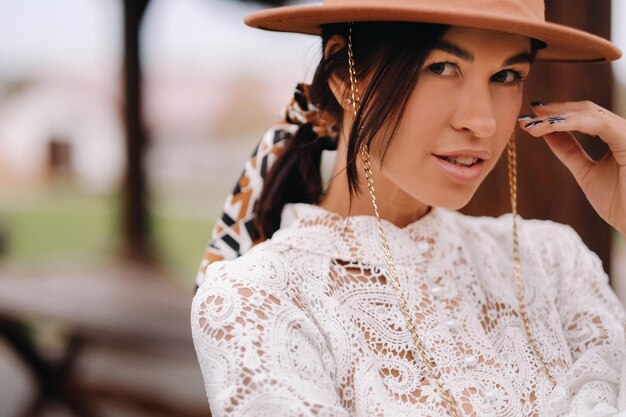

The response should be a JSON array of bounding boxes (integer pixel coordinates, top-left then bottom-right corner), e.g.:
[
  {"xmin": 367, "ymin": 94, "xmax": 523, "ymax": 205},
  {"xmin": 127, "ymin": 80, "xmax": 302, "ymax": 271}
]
[
  {"xmin": 196, "ymin": 83, "xmax": 338, "ymax": 287},
  {"xmin": 191, "ymin": 202, "xmax": 626, "ymax": 417}
]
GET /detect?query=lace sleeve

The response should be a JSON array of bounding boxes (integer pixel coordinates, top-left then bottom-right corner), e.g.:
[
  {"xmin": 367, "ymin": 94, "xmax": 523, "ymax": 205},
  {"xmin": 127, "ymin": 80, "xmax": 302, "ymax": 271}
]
[
  {"xmin": 190, "ymin": 255, "xmax": 350, "ymax": 417},
  {"xmin": 543, "ymin": 225, "xmax": 626, "ymax": 417}
]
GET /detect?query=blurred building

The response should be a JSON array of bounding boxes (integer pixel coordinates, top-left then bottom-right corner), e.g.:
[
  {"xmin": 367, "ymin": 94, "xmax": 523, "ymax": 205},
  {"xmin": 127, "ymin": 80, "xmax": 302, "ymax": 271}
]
[
  {"xmin": 0, "ymin": 0, "xmax": 317, "ymax": 197},
  {"xmin": 0, "ymin": 74, "xmax": 123, "ymax": 191}
]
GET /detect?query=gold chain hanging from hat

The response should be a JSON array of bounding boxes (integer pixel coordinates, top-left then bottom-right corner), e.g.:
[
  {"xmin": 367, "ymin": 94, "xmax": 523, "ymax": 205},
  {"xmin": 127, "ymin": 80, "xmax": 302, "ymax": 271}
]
[
  {"xmin": 347, "ymin": 23, "xmax": 462, "ymax": 417},
  {"xmin": 507, "ymin": 135, "xmax": 557, "ymax": 386},
  {"xmin": 346, "ymin": 22, "xmax": 556, "ymax": 417}
]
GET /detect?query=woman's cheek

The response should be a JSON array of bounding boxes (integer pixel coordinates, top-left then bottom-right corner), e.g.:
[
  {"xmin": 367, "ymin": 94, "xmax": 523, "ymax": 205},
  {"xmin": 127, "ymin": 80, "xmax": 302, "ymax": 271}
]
[
  {"xmin": 494, "ymin": 91, "xmax": 523, "ymax": 137},
  {"xmin": 494, "ymin": 86, "xmax": 524, "ymax": 116}
]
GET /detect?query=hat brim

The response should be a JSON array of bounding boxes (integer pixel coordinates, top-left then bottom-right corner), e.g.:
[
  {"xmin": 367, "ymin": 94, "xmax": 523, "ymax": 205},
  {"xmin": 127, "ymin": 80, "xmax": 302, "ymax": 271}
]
[{"xmin": 244, "ymin": 4, "xmax": 622, "ymax": 63}]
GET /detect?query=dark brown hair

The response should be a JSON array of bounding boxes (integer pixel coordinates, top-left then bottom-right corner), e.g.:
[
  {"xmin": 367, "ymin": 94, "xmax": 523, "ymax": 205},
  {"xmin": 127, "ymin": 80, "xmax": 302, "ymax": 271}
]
[
  {"xmin": 254, "ymin": 22, "xmax": 541, "ymax": 239},
  {"xmin": 254, "ymin": 22, "xmax": 450, "ymax": 239}
]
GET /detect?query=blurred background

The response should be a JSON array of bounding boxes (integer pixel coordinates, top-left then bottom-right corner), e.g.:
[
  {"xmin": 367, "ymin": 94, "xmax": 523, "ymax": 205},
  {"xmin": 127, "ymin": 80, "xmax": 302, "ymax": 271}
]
[{"xmin": 0, "ymin": 0, "xmax": 624, "ymax": 416}]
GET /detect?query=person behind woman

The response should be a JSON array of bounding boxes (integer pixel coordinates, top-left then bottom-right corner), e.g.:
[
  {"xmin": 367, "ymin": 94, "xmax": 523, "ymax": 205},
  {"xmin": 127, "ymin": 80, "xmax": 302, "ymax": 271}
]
[{"xmin": 191, "ymin": 0, "xmax": 626, "ymax": 415}]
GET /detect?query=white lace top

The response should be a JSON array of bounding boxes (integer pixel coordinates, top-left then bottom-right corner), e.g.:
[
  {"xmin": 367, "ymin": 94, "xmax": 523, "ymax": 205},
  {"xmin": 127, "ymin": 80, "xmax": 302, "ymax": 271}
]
[{"xmin": 191, "ymin": 203, "xmax": 626, "ymax": 417}]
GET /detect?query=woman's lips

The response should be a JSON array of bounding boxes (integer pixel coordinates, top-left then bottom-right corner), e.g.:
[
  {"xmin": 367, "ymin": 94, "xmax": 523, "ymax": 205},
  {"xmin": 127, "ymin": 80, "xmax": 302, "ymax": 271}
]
[
  {"xmin": 434, "ymin": 149, "xmax": 491, "ymax": 160},
  {"xmin": 432, "ymin": 153, "xmax": 486, "ymax": 183}
]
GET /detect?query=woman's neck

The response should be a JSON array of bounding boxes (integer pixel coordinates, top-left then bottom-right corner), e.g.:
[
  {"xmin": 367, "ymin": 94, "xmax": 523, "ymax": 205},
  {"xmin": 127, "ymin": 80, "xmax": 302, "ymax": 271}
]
[{"xmin": 318, "ymin": 152, "xmax": 431, "ymax": 228}]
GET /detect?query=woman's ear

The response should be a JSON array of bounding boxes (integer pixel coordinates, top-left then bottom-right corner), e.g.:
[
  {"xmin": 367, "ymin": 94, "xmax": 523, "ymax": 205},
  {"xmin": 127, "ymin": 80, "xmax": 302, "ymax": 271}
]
[{"xmin": 324, "ymin": 35, "xmax": 352, "ymax": 111}]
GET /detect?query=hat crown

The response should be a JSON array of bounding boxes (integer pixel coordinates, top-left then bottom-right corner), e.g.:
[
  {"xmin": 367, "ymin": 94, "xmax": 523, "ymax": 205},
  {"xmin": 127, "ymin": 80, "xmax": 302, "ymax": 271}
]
[{"xmin": 324, "ymin": 0, "xmax": 546, "ymax": 22}]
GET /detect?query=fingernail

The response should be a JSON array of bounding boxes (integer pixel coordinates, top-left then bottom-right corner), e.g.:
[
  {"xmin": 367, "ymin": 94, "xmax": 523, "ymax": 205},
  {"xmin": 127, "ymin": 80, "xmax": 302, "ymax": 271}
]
[
  {"xmin": 548, "ymin": 116, "xmax": 566, "ymax": 124},
  {"xmin": 518, "ymin": 114, "xmax": 534, "ymax": 121},
  {"xmin": 530, "ymin": 101, "xmax": 546, "ymax": 107},
  {"xmin": 524, "ymin": 120, "xmax": 544, "ymax": 128}
]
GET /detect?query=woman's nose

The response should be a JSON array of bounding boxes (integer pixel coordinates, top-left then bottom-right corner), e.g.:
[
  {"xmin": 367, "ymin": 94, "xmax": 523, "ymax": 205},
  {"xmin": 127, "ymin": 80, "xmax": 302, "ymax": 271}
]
[{"xmin": 450, "ymin": 85, "xmax": 498, "ymax": 138}]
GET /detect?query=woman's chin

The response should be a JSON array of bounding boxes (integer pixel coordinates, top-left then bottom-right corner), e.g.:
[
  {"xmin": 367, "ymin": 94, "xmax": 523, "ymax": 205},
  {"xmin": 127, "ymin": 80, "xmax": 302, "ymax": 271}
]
[{"xmin": 424, "ymin": 190, "xmax": 477, "ymax": 211}]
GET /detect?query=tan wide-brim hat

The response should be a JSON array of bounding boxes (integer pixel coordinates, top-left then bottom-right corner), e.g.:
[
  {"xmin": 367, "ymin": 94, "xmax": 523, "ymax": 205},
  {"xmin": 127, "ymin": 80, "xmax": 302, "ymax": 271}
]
[{"xmin": 244, "ymin": 0, "xmax": 621, "ymax": 63}]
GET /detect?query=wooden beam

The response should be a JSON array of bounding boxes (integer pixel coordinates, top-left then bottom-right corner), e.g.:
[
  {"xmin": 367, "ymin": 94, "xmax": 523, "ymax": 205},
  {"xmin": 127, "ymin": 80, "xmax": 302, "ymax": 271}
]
[{"xmin": 121, "ymin": 0, "xmax": 152, "ymax": 261}]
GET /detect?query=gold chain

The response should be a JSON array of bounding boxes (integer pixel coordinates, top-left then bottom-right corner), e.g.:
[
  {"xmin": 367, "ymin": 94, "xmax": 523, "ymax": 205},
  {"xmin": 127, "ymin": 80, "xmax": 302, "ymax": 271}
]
[
  {"xmin": 348, "ymin": 23, "xmax": 462, "ymax": 417},
  {"xmin": 347, "ymin": 24, "xmax": 361, "ymax": 120},
  {"xmin": 346, "ymin": 22, "xmax": 556, "ymax": 417},
  {"xmin": 360, "ymin": 145, "xmax": 463, "ymax": 417},
  {"xmin": 507, "ymin": 137, "xmax": 557, "ymax": 386}
]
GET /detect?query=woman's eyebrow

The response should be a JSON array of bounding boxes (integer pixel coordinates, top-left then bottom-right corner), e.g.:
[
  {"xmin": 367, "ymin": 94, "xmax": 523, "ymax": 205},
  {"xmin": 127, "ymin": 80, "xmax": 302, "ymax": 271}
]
[
  {"xmin": 503, "ymin": 51, "xmax": 533, "ymax": 65},
  {"xmin": 433, "ymin": 40, "xmax": 532, "ymax": 66},
  {"xmin": 433, "ymin": 40, "xmax": 474, "ymax": 61}
]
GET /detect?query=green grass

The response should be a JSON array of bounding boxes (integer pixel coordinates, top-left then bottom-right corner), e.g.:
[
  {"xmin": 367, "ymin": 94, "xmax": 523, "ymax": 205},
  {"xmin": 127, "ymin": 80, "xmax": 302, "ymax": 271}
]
[
  {"xmin": 152, "ymin": 211, "xmax": 212, "ymax": 284},
  {"xmin": 0, "ymin": 186, "xmax": 214, "ymax": 288},
  {"xmin": 0, "ymin": 189, "xmax": 118, "ymax": 262}
]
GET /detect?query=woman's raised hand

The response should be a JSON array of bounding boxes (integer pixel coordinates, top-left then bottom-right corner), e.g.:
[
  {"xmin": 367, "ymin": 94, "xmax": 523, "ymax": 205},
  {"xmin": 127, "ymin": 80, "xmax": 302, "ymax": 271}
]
[{"xmin": 519, "ymin": 100, "xmax": 626, "ymax": 237}]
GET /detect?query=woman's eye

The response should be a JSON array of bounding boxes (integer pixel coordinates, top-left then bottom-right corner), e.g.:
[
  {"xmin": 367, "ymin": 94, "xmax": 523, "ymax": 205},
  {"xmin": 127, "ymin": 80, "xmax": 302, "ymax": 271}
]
[
  {"xmin": 492, "ymin": 70, "xmax": 523, "ymax": 84},
  {"xmin": 428, "ymin": 62, "xmax": 456, "ymax": 76}
]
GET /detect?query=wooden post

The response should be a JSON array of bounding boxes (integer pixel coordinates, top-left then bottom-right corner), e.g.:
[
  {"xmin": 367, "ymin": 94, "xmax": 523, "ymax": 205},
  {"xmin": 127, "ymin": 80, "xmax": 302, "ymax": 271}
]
[
  {"xmin": 121, "ymin": 0, "xmax": 152, "ymax": 261},
  {"xmin": 462, "ymin": 0, "xmax": 615, "ymax": 276}
]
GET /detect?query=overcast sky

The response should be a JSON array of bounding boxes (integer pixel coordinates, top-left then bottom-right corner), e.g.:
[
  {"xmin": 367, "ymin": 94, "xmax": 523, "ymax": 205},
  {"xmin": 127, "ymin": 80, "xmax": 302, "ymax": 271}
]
[
  {"xmin": 0, "ymin": 0, "xmax": 623, "ymax": 83},
  {"xmin": 0, "ymin": 0, "xmax": 319, "ymax": 81}
]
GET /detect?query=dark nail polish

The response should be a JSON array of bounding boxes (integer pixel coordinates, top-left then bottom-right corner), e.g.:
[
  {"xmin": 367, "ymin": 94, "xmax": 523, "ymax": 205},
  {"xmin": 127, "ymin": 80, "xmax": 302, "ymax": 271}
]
[
  {"xmin": 518, "ymin": 114, "xmax": 534, "ymax": 121},
  {"xmin": 530, "ymin": 101, "xmax": 546, "ymax": 107},
  {"xmin": 548, "ymin": 116, "xmax": 566, "ymax": 124},
  {"xmin": 524, "ymin": 120, "xmax": 544, "ymax": 128}
]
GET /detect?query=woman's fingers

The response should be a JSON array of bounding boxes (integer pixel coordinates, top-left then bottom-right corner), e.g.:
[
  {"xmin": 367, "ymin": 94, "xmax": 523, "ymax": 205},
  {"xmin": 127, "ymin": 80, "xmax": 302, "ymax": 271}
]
[
  {"xmin": 517, "ymin": 100, "xmax": 626, "ymax": 236},
  {"xmin": 518, "ymin": 104, "xmax": 626, "ymax": 166},
  {"xmin": 521, "ymin": 111, "xmax": 603, "ymax": 139},
  {"xmin": 528, "ymin": 100, "xmax": 617, "ymax": 118}
]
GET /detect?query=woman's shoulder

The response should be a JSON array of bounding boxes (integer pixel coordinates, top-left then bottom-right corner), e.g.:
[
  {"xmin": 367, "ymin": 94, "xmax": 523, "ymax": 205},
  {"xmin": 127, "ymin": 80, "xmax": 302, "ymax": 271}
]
[
  {"xmin": 195, "ymin": 234, "xmax": 326, "ymax": 303},
  {"xmin": 197, "ymin": 239, "xmax": 291, "ymax": 285},
  {"xmin": 445, "ymin": 209, "xmax": 580, "ymax": 243},
  {"xmin": 443, "ymin": 211, "xmax": 608, "ymax": 298},
  {"xmin": 444, "ymin": 209, "xmax": 592, "ymax": 265}
]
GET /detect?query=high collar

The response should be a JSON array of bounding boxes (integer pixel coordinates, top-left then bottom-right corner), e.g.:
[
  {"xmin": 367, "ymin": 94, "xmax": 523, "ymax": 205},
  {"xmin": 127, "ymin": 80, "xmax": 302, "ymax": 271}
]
[{"xmin": 272, "ymin": 203, "xmax": 450, "ymax": 266}]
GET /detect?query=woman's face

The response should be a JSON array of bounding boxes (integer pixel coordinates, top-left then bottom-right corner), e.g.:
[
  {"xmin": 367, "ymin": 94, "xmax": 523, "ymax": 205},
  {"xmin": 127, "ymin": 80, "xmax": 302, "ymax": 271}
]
[{"xmin": 371, "ymin": 26, "xmax": 533, "ymax": 210}]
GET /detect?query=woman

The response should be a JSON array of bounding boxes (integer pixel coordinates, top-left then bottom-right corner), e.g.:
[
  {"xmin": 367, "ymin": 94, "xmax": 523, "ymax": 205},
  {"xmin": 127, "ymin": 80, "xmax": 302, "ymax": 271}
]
[{"xmin": 191, "ymin": 0, "xmax": 626, "ymax": 416}]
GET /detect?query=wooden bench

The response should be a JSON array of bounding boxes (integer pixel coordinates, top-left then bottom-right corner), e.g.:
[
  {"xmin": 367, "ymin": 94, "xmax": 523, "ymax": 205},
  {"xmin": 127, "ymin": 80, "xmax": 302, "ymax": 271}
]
[{"xmin": 0, "ymin": 260, "xmax": 211, "ymax": 417}]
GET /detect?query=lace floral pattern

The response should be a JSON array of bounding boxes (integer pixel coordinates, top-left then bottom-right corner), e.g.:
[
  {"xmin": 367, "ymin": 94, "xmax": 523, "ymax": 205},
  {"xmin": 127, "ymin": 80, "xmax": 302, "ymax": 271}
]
[{"xmin": 191, "ymin": 203, "xmax": 626, "ymax": 417}]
